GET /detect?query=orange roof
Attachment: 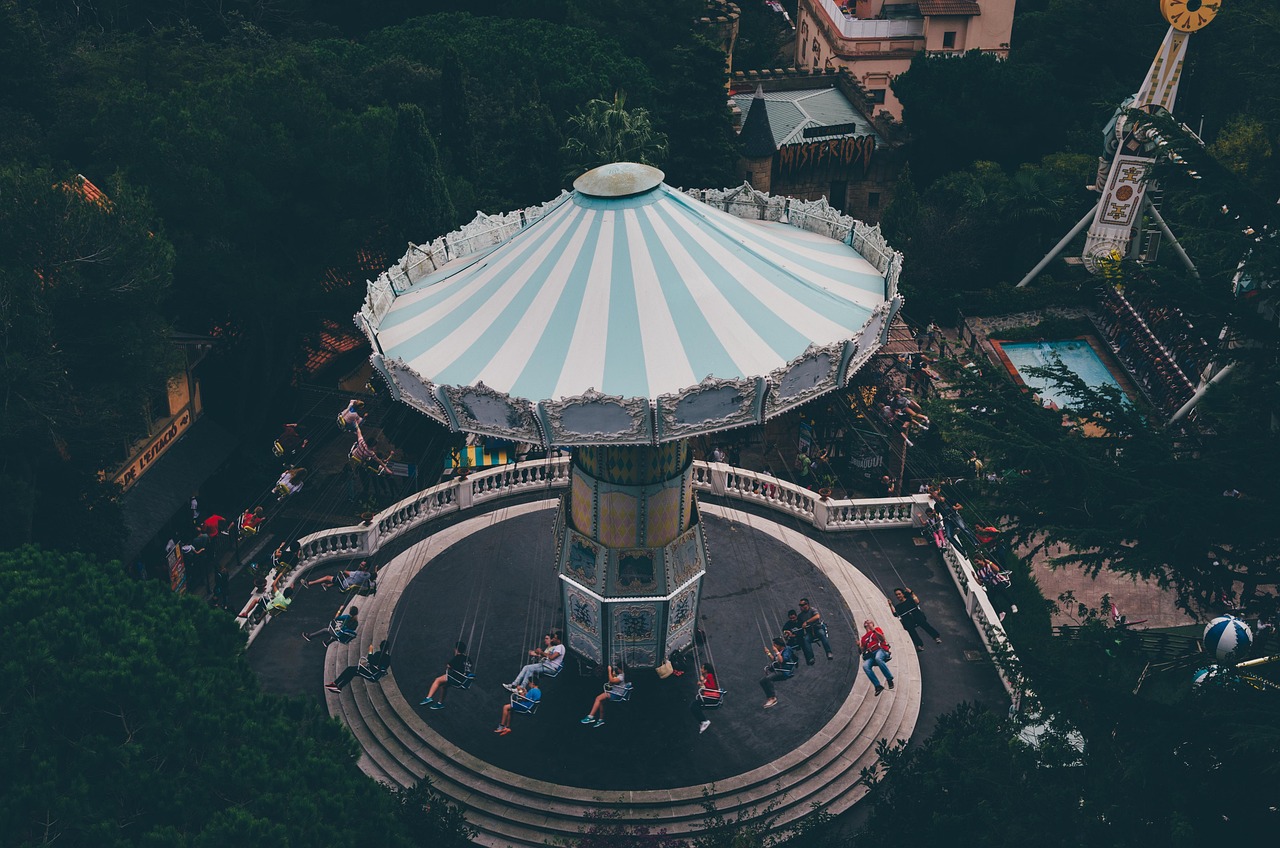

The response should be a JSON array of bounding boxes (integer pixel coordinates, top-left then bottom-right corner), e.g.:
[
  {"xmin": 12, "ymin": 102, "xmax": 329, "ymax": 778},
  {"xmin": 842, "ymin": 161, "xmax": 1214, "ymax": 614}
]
[
  {"xmin": 917, "ymin": 0, "xmax": 981, "ymax": 15},
  {"xmin": 65, "ymin": 174, "xmax": 113, "ymax": 210}
]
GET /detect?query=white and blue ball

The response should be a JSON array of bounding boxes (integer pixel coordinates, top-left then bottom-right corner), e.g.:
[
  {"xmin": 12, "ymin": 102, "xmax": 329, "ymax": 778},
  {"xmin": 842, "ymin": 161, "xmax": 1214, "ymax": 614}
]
[{"xmin": 1203, "ymin": 615, "xmax": 1252, "ymax": 663}]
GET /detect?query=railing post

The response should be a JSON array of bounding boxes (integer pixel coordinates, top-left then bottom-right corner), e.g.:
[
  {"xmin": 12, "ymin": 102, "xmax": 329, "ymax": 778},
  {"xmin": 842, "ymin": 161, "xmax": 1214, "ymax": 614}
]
[
  {"xmin": 710, "ymin": 463, "xmax": 729, "ymax": 496},
  {"xmin": 455, "ymin": 477, "xmax": 473, "ymax": 511},
  {"xmin": 813, "ymin": 498, "xmax": 830, "ymax": 531}
]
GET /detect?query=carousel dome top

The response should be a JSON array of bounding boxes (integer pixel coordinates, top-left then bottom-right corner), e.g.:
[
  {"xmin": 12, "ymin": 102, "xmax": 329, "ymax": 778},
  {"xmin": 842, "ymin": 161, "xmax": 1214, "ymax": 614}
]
[{"xmin": 359, "ymin": 164, "xmax": 902, "ymax": 446}]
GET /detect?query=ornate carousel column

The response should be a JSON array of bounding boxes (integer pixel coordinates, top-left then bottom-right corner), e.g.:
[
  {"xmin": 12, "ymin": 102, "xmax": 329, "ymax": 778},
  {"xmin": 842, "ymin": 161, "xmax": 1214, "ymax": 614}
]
[{"xmin": 557, "ymin": 442, "xmax": 708, "ymax": 668}]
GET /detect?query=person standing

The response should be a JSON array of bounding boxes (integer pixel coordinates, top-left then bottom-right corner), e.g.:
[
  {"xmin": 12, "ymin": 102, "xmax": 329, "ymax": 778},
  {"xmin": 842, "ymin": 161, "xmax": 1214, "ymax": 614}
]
[
  {"xmin": 888, "ymin": 588, "xmax": 942, "ymax": 651},
  {"xmin": 858, "ymin": 619, "xmax": 894, "ymax": 695},
  {"xmin": 798, "ymin": 598, "xmax": 834, "ymax": 662}
]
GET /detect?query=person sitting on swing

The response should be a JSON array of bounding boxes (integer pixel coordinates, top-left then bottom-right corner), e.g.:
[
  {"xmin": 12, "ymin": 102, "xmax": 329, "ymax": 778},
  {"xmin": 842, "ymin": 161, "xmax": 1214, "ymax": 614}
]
[
  {"xmin": 580, "ymin": 662, "xmax": 627, "ymax": 728},
  {"xmin": 759, "ymin": 637, "xmax": 795, "ymax": 709},
  {"xmin": 504, "ymin": 632, "xmax": 565, "ymax": 691},
  {"xmin": 495, "ymin": 677, "xmax": 541, "ymax": 736},
  {"xmin": 238, "ymin": 506, "xmax": 266, "ymax": 536},
  {"xmin": 419, "ymin": 641, "xmax": 470, "ymax": 710},
  {"xmin": 304, "ymin": 561, "xmax": 377, "ymax": 593}
]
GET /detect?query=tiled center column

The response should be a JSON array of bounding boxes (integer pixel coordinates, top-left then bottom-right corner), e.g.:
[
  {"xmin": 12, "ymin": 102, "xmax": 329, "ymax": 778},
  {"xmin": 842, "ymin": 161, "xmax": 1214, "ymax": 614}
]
[{"xmin": 555, "ymin": 442, "xmax": 709, "ymax": 668}]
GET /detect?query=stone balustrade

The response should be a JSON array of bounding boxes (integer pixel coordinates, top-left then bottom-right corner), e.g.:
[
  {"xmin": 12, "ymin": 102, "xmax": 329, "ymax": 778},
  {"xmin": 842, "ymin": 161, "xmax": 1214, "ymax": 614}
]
[{"xmin": 239, "ymin": 457, "xmax": 1025, "ymax": 702}]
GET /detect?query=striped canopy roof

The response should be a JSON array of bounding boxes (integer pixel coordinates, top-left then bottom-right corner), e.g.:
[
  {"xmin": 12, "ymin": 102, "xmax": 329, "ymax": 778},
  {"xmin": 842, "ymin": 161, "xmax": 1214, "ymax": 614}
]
[{"xmin": 361, "ymin": 164, "xmax": 900, "ymax": 446}]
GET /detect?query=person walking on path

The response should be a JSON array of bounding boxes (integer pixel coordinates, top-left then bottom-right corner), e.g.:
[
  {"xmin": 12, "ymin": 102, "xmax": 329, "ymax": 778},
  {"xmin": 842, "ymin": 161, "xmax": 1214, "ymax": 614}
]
[
  {"xmin": 889, "ymin": 588, "xmax": 942, "ymax": 651},
  {"xmin": 858, "ymin": 619, "xmax": 894, "ymax": 696}
]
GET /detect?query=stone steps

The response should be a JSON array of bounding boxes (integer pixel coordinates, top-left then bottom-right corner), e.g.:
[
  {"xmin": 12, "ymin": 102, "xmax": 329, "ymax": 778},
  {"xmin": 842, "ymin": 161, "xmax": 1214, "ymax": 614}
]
[{"xmin": 322, "ymin": 506, "xmax": 921, "ymax": 846}]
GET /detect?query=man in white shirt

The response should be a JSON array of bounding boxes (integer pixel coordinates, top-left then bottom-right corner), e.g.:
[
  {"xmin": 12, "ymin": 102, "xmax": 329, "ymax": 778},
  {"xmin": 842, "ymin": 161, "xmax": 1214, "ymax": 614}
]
[{"xmin": 505, "ymin": 632, "xmax": 565, "ymax": 691}]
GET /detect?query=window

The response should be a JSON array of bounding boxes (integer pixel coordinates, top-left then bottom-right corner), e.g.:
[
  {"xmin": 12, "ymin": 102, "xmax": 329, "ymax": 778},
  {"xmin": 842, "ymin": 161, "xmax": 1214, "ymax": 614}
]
[
  {"xmin": 868, "ymin": 192, "xmax": 881, "ymax": 210},
  {"xmin": 866, "ymin": 88, "xmax": 886, "ymax": 105},
  {"xmin": 942, "ymin": 31, "xmax": 957, "ymax": 49},
  {"xmin": 812, "ymin": 39, "xmax": 821, "ymax": 70}
]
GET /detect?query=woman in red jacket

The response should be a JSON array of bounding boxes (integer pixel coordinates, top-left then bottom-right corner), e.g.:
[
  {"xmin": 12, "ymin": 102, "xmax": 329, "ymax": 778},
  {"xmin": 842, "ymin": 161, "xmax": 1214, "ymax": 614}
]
[{"xmin": 858, "ymin": 619, "xmax": 895, "ymax": 696}]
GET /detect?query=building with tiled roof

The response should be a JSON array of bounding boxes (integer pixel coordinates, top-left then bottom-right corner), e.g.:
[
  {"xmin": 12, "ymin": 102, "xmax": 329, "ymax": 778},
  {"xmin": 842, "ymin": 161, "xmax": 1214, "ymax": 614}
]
[
  {"xmin": 729, "ymin": 70, "xmax": 902, "ymax": 223},
  {"xmin": 795, "ymin": 0, "xmax": 1016, "ymax": 119}
]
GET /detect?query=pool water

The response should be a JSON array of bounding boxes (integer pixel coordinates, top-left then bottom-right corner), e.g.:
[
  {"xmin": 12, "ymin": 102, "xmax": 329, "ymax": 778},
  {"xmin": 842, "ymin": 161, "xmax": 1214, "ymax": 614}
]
[{"xmin": 999, "ymin": 340, "xmax": 1123, "ymax": 408}]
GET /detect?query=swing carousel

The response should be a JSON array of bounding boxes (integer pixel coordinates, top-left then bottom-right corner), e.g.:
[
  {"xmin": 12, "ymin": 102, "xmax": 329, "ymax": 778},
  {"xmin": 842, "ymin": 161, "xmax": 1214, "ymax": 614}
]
[{"xmin": 357, "ymin": 163, "xmax": 903, "ymax": 669}]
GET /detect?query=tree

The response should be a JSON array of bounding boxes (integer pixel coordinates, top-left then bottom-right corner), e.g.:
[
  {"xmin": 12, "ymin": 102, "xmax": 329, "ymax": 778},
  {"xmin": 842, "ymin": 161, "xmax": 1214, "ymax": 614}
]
[
  {"xmin": 857, "ymin": 703, "xmax": 1088, "ymax": 847},
  {"xmin": 0, "ymin": 164, "xmax": 177, "ymax": 555},
  {"xmin": 388, "ymin": 103, "xmax": 457, "ymax": 247},
  {"xmin": 561, "ymin": 91, "xmax": 669, "ymax": 181},
  {"xmin": 0, "ymin": 545, "xmax": 475, "ymax": 847}
]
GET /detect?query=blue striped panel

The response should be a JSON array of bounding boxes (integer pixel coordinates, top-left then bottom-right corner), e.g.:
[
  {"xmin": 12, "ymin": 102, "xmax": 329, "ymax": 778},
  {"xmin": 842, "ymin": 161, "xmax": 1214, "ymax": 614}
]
[{"xmin": 602, "ymin": 210, "xmax": 651, "ymax": 398}]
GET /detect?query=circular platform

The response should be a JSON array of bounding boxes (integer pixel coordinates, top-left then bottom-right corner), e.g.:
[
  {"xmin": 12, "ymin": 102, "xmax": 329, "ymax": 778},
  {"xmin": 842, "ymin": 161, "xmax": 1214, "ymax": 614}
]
[{"xmin": 324, "ymin": 501, "xmax": 920, "ymax": 846}]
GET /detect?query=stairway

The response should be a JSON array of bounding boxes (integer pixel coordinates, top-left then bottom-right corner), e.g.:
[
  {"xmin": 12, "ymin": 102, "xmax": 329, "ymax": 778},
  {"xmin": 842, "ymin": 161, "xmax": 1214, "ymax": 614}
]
[{"xmin": 322, "ymin": 503, "xmax": 921, "ymax": 846}]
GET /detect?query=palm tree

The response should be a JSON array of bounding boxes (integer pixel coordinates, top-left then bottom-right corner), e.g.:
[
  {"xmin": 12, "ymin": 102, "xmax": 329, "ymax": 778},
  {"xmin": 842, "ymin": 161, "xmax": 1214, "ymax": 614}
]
[{"xmin": 561, "ymin": 92, "xmax": 669, "ymax": 182}]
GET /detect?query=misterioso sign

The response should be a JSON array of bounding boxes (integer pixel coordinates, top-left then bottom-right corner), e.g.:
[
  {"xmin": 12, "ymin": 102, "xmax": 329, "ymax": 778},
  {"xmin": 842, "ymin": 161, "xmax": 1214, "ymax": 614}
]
[{"xmin": 777, "ymin": 136, "xmax": 876, "ymax": 177}]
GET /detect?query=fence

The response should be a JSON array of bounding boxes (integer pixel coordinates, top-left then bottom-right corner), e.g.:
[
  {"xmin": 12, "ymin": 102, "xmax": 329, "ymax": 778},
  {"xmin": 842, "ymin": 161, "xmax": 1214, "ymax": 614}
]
[{"xmin": 238, "ymin": 458, "xmax": 1022, "ymax": 701}]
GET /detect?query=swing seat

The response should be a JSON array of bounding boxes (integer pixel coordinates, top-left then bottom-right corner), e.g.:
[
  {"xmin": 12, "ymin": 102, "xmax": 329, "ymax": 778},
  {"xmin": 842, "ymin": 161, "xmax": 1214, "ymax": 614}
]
[
  {"xmin": 339, "ymin": 576, "xmax": 377, "ymax": 596},
  {"xmin": 447, "ymin": 667, "xmax": 475, "ymax": 689},
  {"xmin": 328, "ymin": 621, "xmax": 358, "ymax": 644},
  {"xmin": 357, "ymin": 658, "xmax": 389, "ymax": 682},
  {"xmin": 696, "ymin": 687, "xmax": 725, "ymax": 708},
  {"xmin": 272, "ymin": 439, "xmax": 286, "ymax": 458},
  {"xmin": 605, "ymin": 682, "xmax": 633, "ymax": 702},
  {"xmin": 511, "ymin": 692, "xmax": 539, "ymax": 715},
  {"xmin": 539, "ymin": 662, "xmax": 562, "ymax": 679},
  {"xmin": 766, "ymin": 659, "xmax": 798, "ymax": 678}
]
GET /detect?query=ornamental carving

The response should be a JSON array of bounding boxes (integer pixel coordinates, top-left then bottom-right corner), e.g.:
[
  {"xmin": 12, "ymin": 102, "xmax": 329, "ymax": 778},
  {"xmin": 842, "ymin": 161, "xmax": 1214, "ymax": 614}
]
[{"xmin": 539, "ymin": 389, "xmax": 655, "ymax": 446}]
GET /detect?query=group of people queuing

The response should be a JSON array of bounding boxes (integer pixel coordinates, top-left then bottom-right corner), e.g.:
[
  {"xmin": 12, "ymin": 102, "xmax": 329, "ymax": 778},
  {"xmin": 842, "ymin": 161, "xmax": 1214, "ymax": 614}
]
[
  {"xmin": 916, "ymin": 481, "xmax": 1020, "ymax": 622},
  {"xmin": 1096, "ymin": 285, "xmax": 1201, "ymax": 414}
]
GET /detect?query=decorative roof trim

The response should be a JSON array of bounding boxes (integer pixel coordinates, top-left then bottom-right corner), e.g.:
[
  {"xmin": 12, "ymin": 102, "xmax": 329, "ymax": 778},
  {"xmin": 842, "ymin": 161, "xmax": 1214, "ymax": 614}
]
[
  {"xmin": 763, "ymin": 340, "xmax": 847, "ymax": 420},
  {"xmin": 538, "ymin": 389, "xmax": 655, "ymax": 446},
  {"xmin": 655, "ymin": 375, "xmax": 766, "ymax": 442},
  {"xmin": 439, "ymin": 382, "xmax": 543, "ymax": 445}
]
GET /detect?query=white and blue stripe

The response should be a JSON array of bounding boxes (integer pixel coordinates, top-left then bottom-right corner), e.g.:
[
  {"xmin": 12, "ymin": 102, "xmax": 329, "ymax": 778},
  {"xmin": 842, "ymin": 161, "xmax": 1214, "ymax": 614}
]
[{"xmin": 371, "ymin": 182, "xmax": 888, "ymax": 404}]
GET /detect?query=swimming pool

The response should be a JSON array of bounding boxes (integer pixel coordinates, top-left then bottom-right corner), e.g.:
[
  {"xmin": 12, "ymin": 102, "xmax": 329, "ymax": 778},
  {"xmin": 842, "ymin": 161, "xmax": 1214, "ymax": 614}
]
[{"xmin": 997, "ymin": 339, "xmax": 1124, "ymax": 408}]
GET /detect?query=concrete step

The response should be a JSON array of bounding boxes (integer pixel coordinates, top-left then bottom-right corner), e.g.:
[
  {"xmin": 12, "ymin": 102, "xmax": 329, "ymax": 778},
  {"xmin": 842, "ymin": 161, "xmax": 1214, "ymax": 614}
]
[{"xmin": 320, "ymin": 510, "xmax": 922, "ymax": 847}]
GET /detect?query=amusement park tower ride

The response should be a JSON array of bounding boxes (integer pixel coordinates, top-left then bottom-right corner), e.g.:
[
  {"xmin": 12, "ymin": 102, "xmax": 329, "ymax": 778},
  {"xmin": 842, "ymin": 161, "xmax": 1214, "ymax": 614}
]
[{"xmin": 1019, "ymin": 0, "xmax": 1222, "ymax": 286}]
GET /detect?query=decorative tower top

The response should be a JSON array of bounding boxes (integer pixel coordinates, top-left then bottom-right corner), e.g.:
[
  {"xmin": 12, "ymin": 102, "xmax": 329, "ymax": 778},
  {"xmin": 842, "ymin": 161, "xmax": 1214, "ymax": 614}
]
[{"xmin": 1160, "ymin": 0, "xmax": 1221, "ymax": 33}]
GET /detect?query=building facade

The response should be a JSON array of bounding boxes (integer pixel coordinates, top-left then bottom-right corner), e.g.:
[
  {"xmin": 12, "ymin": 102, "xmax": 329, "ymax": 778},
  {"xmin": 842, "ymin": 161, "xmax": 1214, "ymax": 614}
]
[
  {"xmin": 731, "ymin": 70, "xmax": 902, "ymax": 223},
  {"xmin": 795, "ymin": 0, "xmax": 1016, "ymax": 119}
]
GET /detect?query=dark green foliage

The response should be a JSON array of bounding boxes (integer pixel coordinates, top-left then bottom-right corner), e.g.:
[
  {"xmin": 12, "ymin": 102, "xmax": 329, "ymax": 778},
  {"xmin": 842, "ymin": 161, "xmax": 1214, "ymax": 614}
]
[
  {"xmin": 858, "ymin": 703, "xmax": 1088, "ymax": 847},
  {"xmin": 884, "ymin": 154, "xmax": 1098, "ymax": 315},
  {"xmin": 0, "ymin": 546, "xmax": 474, "ymax": 847},
  {"xmin": 0, "ymin": 164, "xmax": 177, "ymax": 553},
  {"xmin": 562, "ymin": 92, "xmax": 669, "ymax": 181},
  {"xmin": 388, "ymin": 103, "xmax": 457, "ymax": 247}
]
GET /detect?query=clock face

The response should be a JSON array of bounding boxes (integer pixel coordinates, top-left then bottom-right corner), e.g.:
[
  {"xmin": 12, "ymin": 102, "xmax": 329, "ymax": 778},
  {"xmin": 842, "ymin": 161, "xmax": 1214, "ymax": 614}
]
[{"xmin": 1161, "ymin": 0, "xmax": 1221, "ymax": 32}]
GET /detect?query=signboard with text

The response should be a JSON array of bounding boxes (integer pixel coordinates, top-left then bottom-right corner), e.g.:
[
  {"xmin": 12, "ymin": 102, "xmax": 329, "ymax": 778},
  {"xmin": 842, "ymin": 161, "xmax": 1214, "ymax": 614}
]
[{"xmin": 112, "ymin": 407, "xmax": 194, "ymax": 491}]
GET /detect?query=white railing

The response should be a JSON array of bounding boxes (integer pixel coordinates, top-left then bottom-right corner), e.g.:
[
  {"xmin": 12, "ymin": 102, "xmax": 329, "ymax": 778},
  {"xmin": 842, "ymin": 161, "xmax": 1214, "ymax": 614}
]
[
  {"xmin": 938, "ymin": 541, "xmax": 1020, "ymax": 699},
  {"xmin": 817, "ymin": 0, "xmax": 925, "ymax": 39},
  {"xmin": 240, "ymin": 457, "xmax": 1025, "ymax": 700}
]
